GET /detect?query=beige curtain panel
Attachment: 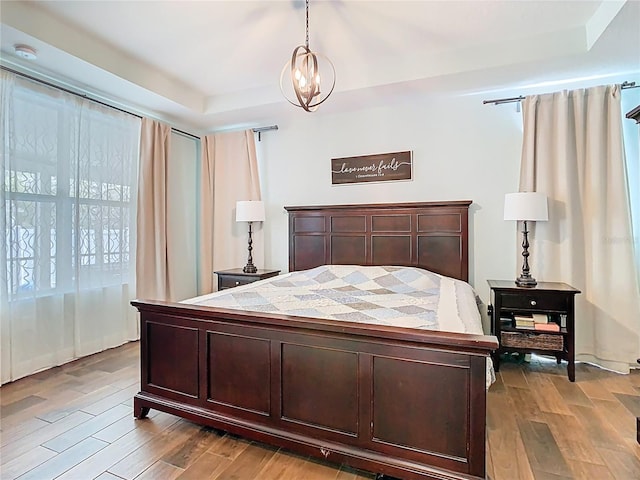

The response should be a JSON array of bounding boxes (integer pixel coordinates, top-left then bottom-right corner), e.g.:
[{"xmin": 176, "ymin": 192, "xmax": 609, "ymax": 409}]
[
  {"xmin": 136, "ymin": 118, "xmax": 173, "ymax": 301},
  {"xmin": 519, "ymin": 84, "xmax": 640, "ymax": 373},
  {"xmin": 199, "ymin": 130, "xmax": 262, "ymax": 294}
]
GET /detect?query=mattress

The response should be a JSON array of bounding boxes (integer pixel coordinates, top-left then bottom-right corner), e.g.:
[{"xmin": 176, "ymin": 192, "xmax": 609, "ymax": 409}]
[{"xmin": 184, "ymin": 265, "xmax": 495, "ymax": 387}]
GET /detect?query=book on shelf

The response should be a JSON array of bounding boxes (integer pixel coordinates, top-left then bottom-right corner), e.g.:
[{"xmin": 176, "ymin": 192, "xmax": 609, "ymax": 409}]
[
  {"xmin": 534, "ymin": 322, "xmax": 560, "ymax": 332},
  {"xmin": 515, "ymin": 323, "xmax": 535, "ymax": 330},
  {"xmin": 515, "ymin": 317, "xmax": 534, "ymax": 322},
  {"xmin": 514, "ymin": 314, "xmax": 534, "ymax": 328},
  {"xmin": 532, "ymin": 313, "xmax": 549, "ymax": 324}
]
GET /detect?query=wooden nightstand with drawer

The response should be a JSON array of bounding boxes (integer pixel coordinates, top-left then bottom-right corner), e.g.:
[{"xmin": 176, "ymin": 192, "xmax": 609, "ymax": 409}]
[
  {"xmin": 488, "ymin": 279, "xmax": 581, "ymax": 381},
  {"xmin": 215, "ymin": 268, "xmax": 280, "ymax": 291}
]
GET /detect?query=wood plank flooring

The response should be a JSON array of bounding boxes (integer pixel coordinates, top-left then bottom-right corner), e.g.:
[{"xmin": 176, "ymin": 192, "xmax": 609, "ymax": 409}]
[
  {"xmin": 1, "ymin": 342, "xmax": 639, "ymax": 479},
  {"xmin": 488, "ymin": 355, "xmax": 640, "ymax": 480}
]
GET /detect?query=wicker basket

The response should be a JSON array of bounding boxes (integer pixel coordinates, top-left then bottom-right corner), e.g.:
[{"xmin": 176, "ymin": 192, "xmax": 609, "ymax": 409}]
[{"xmin": 501, "ymin": 331, "xmax": 563, "ymax": 351}]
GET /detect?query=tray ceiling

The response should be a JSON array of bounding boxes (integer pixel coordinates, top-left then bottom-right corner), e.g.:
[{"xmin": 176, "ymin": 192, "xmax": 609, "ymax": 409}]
[{"xmin": 1, "ymin": 1, "xmax": 638, "ymax": 131}]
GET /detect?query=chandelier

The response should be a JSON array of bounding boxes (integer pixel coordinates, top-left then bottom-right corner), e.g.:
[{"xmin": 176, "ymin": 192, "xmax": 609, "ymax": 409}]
[{"xmin": 280, "ymin": 0, "xmax": 335, "ymax": 112}]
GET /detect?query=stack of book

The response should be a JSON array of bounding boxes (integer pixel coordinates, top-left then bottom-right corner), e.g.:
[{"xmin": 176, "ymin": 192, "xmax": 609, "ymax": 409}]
[
  {"xmin": 533, "ymin": 313, "xmax": 560, "ymax": 331},
  {"xmin": 514, "ymin": 314, "xmax": 535, "ymax": 329},
  {"xmin": 514, "ymin": 313, "xmax": 560, "ymax": 331}
]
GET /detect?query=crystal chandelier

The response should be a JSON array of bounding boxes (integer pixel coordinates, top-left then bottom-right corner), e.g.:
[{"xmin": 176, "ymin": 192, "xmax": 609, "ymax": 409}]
[{"xmin": 279, "ymin": 0, "xmax": 335, "ymax": 112}]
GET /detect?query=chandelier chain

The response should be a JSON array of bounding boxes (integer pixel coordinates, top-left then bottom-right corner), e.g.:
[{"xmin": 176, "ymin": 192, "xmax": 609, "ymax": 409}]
[{"xmin": 305, "ymin": 0, "xmax": 309, "ymax": 49}]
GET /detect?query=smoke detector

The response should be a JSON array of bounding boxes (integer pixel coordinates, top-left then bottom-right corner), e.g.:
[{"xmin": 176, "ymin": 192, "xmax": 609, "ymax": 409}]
[{"xmin": 14, "ymin": 44, "xmax": 37, "ymax": 60}]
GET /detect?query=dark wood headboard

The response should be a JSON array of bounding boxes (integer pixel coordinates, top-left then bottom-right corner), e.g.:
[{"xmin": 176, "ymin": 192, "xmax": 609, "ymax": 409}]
[{"xmin": 285, "ymin": 201, "xmax": 471, "ymax": 282}]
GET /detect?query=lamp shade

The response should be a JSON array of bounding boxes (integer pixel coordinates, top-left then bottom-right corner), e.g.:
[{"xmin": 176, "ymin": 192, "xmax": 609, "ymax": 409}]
[
  {"xmin": 236, "ymin": 200, "xmax": 265, "ymax": 222},
  {"xmin": 504, "ymin": 192, "xmax": 548, "ymax": 221}
]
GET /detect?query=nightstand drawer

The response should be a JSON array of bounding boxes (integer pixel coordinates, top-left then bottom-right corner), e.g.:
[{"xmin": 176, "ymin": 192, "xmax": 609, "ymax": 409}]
[
  {"xmin": 500, "ymin": 292, "xmax": 567, "ymax": 311},
  {"xmin": 219, "ymin": 275, "xmax": 254, "ymax": 289},
  {"xmin": 215, "ymin": 268, "xmax": 280, "ymax": 291}
]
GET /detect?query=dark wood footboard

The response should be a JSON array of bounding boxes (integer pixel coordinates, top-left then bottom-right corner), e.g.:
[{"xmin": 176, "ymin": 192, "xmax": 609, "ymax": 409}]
[{"xmin": 132, "ymin": 300, "xmax": 497, "ymax": 480}]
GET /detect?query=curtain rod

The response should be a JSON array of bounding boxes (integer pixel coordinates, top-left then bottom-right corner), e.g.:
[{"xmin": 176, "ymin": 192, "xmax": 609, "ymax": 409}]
[
  {"xmin": 483, "ymin": 81, "xmax": 638, "ymax": 106},
  {"xmin": 252, "ymin": 125, "xmax": 278, "ymax": 141},
  {"xmin": 1, "ymin": 64, "xmax": 201, "ymax": 140}
]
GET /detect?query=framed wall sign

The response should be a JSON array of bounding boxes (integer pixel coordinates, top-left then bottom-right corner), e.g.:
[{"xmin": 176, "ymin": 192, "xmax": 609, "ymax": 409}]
[{"xmin": 331, "ymin": 151, "xmax": 412, "ymax": 185}]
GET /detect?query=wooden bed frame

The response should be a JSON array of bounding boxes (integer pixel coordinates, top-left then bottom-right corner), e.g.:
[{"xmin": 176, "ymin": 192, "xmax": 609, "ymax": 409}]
[{"xmin": 132, "ymin": 201, "xmax": 498, "ymax": 480}]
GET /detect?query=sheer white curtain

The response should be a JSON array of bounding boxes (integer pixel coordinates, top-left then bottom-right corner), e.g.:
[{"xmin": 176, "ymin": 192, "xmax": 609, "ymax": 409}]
[
  {"xmin": 519, "ymin": 85, "xmax": 640, "ymax": 373},
  {"xmin": 1, "ymin": 71, "xmax": 141, "ymax": 384}
]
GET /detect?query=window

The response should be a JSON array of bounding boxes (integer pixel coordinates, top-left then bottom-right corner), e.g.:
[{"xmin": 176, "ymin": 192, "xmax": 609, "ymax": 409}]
[
  {"xmin": 4, "ymin": 80, "xmax": 139, "ymax": 299},
  {"xmin": 1, "ymin": 71, "xmax": 141, "ymax": 383}
]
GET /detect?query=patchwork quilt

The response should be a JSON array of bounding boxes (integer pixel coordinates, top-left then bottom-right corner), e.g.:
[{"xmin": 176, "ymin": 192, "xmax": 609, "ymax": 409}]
[
  {"xmin": 186, "ymin": 265, "xmax": 484, "ymax": 333},
  {"xmin": 184, "ymin": 265, "xmax": 494, "ymax": 387}
]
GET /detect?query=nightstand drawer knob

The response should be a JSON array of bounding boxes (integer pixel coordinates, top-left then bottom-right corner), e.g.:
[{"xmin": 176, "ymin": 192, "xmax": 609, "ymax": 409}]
[
  {"xmin": 235, "ymin": 281, "xmax": 240, "ymax": 286},
  {"xmin": 530, "ymin": 300, "xmax": 537, "ymax": 306}
]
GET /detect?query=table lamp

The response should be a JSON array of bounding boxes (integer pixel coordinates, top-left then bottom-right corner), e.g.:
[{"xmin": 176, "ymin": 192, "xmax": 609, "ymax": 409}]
[
  {"xmin": 504, "ymin": 192, "xmax": 548, "ymax": 287},
  {"xmin": 236, "ymin": 200, "xmax": 265, "ymax": 273}
]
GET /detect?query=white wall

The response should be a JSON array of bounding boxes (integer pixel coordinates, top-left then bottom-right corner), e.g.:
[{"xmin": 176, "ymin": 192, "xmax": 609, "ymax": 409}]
[{"xmin": 256, "ymin": 94, "xmax": 524, "ymax": 305}]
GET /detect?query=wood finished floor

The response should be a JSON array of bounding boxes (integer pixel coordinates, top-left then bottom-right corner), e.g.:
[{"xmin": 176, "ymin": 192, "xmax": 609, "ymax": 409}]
[
  {"xmin": 488, "ymin": 355, "xmax": 640, "ymax": 480},
  {"xmin": 0, "ymin": 343, "xmax": 638, "ymax": 480}
]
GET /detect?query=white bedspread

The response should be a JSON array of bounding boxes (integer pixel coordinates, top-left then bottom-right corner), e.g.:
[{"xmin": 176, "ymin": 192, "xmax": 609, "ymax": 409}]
[{"xmin": 184, "ymin": 265, "xmax": 495, "ymax": 387}]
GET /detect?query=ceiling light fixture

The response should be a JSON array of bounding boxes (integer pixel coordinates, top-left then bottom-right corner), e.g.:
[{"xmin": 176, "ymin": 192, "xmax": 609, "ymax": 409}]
[
  {"xmin": 279, "ymin": 0, "xmax": 335, "ymax": 112},
  {"xmin": 14, "ymin": 44, "xmax": 37, "ymax": 60}
]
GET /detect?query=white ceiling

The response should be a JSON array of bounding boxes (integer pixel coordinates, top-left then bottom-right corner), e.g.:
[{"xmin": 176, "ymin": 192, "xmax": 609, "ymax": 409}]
[{"xmin": 1, "ymin": 0, "xmax": 639, "ymax": 132}]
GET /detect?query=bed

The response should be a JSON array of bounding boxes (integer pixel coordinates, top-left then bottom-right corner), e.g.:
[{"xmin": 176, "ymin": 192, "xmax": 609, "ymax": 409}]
[{"xmin": 132, "ymin": 201, "xmax": 498, "ymax": 480}]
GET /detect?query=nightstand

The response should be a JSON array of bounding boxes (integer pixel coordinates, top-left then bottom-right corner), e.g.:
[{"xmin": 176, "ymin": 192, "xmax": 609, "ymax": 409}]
[
  {"xmin": 488, "ymin": 280, "xmax": 581, "ymax": 381},
  {"xmin": 215, "ymin": 268, "xmax": 280, "ymax": 290}
]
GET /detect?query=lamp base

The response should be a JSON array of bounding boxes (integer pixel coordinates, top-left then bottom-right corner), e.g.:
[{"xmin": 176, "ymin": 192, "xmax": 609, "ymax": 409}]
[
  {"xmin": 243, "ymin": 221, "xmax": 257, "ymax": 274},
  {"xmin": 516, "ymin": 220, "xmax": 537, "ymax": 288},
  {"xmin": 243, "ymin": 264, "xmax": 257, "ymax": 274},
  {"xmin": 515, "ymin": 275, "xmax": 537, "ymax": 287}
]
